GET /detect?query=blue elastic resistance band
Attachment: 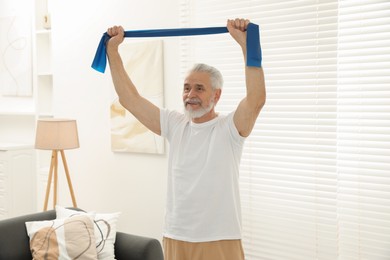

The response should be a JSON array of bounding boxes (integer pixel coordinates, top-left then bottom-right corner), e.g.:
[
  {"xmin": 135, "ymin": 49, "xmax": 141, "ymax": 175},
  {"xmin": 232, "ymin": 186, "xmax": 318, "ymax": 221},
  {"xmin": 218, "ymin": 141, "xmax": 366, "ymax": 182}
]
[{"xmin": 91, "ymin": 23, "xmax": 262, "ymax": 73}]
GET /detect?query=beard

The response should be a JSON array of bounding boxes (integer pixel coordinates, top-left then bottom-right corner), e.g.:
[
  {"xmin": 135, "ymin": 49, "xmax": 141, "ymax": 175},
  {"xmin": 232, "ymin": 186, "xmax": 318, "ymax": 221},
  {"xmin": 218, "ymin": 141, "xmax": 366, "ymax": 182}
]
[{"xmin": 183, "ymin": 97, "xmax": 215, "ymax": 120}]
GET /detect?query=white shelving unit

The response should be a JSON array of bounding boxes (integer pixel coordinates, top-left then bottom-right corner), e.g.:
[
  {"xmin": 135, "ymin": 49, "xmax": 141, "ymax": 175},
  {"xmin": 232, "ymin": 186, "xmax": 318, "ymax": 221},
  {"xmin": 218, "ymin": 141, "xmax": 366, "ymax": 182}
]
[
  {"xmin": 33, "ymin": 0, "xmax": 54, "ymax": 211},
  {"xmin": 34, "ymin": 0, "xmax": 53, "ymax": 119}
]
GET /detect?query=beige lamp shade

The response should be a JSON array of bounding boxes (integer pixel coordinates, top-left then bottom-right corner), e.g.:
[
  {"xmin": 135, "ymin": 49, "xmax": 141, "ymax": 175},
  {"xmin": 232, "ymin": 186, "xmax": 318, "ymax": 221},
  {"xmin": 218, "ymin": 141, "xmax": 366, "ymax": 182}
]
[{"xmin": 35, "ymin": 119, "xmax": 80, "ymax": 150}]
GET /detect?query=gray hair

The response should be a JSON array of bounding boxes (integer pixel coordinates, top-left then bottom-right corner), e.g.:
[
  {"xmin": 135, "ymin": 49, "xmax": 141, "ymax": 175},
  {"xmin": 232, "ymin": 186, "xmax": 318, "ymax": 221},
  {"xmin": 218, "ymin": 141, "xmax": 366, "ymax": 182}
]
[{"xmin": 188, "ymin": 63, "xmax": 223, "ymax": 90}]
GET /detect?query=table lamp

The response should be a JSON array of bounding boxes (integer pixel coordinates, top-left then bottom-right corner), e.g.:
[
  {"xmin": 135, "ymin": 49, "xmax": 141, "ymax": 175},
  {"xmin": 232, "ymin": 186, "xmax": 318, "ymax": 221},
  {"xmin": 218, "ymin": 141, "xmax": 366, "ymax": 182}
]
[{"xmin": 35, "ymin": 118, "xmax": 79, "ymax": 211}]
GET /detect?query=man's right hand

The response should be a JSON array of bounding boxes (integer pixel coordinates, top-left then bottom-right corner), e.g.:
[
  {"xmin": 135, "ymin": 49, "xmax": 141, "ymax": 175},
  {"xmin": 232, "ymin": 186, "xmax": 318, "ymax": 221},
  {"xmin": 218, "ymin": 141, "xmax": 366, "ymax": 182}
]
[{"xmin": 107, "ymin": 25, "xmax": 125, "ymax": 50}]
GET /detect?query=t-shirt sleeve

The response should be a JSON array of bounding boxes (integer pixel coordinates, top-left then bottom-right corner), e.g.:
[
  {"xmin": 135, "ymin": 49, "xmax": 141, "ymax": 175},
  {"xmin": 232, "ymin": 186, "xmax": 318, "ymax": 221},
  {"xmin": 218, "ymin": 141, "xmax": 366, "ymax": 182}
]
[
  {"xmin": 160, "ymin": 108, "xmax": 184, "ymax": 141},
  {"xmin": 160, "ymin": 108, "xmax": 169, "ymax": 139},
  {"xmin": 227, "ymin": 111, "xmax": 246, "ymax": 146}
]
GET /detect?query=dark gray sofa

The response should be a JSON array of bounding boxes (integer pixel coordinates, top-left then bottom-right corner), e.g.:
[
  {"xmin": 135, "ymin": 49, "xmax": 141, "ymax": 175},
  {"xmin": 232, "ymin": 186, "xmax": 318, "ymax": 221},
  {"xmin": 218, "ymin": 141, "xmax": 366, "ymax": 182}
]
[{"xmin": 0, "ymin": 209, "xmax": 164, "ymax": 260}]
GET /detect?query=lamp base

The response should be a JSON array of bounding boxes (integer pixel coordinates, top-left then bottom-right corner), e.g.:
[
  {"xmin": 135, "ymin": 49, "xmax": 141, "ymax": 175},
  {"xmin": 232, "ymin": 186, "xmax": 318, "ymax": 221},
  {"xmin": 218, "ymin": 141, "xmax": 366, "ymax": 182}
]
[{"xmin": 43, "ymin": 150, "xmax": 77, "ymax": 211}]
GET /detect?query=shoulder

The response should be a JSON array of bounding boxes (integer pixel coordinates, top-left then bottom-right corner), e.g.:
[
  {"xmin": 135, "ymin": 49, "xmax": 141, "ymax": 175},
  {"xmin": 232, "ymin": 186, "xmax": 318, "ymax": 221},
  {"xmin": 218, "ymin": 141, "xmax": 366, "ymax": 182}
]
[
  {"xmin": 216, "ymin": 111, "xmax": 234, "ymax": 125},
  {"xmin": 160, "ymin": 108, "xmax": 189, "ymax": 137},
  {"xmin": 161, "ymin": 108, "xmax": 187, "ymax": 123},
  {"xmin": 224, "ymin": 111, "xmax": 246, "ymax": 141}
]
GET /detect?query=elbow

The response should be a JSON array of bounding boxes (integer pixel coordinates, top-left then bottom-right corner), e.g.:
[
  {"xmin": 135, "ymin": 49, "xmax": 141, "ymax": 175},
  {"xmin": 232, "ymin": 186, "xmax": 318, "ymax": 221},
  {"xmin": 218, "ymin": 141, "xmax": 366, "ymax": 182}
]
[
  {"xmin": 118, "ymin": 97, "xmax": 127, "ymax": 108},
  {"xmin": 259, "ymin": 93, "xmax": 266, "ymax": 108},
  {"xmin": 254, "ymin": 93, "xmax": 266, "ymax": 114},
  {"xmin": 118, "ymin": 97, "xmax": 132, "ymax": 113},
  {"xmin": 117, "ymin": 90, "xmax": 140, "ymax": 112},
  {"xmin": 262, "ymin": 94, "xmax": 266, "ymax": 108}
]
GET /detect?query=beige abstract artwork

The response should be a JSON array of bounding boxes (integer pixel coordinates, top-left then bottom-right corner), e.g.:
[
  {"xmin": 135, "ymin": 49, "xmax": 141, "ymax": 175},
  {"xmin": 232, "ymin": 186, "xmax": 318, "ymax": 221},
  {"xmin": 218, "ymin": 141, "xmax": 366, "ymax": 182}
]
[{"xmin": 110, "ymin": 40, "xmax": 164, "ymax": 154}]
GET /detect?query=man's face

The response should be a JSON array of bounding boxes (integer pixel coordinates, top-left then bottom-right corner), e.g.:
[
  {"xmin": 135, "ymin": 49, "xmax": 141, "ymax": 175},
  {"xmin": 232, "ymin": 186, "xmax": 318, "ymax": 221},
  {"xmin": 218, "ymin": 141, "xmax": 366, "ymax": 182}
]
[{"xmin": 182, "ymin": 71, "xmax": 218, "ymax": 120}]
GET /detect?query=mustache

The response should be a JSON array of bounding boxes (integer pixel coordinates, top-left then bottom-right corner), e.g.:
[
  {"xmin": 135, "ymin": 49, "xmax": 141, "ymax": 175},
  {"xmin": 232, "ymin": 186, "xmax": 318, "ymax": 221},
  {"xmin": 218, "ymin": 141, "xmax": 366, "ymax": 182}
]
[{"xmin": 184, "ymin": 98, "xmax": 202, "ymax": 105}]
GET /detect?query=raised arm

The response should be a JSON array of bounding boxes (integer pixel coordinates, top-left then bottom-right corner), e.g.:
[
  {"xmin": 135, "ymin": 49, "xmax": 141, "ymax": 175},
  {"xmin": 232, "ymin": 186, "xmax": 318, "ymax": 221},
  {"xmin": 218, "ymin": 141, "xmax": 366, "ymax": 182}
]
[
  {"xmin": 227, "ymin": 19, "xmax": 266, "ymax": 137},
  {"xmin": 106, "ymin": 25, "xmax": 161, "ymax": 135}
]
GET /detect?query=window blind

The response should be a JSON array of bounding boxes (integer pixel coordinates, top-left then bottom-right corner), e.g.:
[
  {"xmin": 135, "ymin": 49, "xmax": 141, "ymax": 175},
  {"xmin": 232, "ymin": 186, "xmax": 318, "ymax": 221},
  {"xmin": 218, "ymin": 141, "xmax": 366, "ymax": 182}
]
[
  {"xmin": 337, "ymin": 1, "xmax": 390, "ymax": 259},
  {"xmin": 179, "ymin": 0, "xmax": 390, "ymax": 259}
]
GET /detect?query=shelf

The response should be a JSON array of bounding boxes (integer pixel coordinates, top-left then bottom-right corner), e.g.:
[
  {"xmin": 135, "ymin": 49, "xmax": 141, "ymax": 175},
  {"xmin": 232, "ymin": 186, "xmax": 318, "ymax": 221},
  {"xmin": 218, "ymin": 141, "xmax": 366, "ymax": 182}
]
[
  {"xmin": 0, "ymin": 143, "xmax": 34, "ymax": 151},
  {"xmin": 36, "ymin": 29, "xmax": 51, "ymax": 35},
  {"xmin": 35, "ymin": 33, "xmax": 52, "ymax": 74},
  {"xmin": 0, "ymin": 112, "xmax": 35, "ymax": 116},
  {"xmin": 37, "ymin": 113, "xmax": 54, "ymax": 119},
  {"xmin": 36, "ymin": 76, "xmax": 53, "ymax": 116},
  {"xmin": 37, "ymin": 71, "xmax": 53, "ymax": 76}
]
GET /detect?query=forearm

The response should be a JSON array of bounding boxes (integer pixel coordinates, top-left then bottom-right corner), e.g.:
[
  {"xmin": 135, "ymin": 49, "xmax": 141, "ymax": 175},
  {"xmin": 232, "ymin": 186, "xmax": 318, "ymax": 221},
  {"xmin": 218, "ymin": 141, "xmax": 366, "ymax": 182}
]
[
  {"xmin": 242, "ymin": 47, "xmax": 266, "ymax": 110},
  {"xmin": 246, "ymin": 67, "xmax": 266, "ymax": 109},
  {"xmin": 107, "ymin": 46, "xmax": 140, "ymax": 109}
]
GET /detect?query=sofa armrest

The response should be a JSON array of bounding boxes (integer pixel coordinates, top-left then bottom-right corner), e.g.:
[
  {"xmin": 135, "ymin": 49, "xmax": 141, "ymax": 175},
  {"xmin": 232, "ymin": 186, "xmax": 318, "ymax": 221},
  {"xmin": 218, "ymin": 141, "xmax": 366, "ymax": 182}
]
[
  {"xmin": 114, "ymin": 231, "xmax": 164, "ymax": 260},
  {"xmin": 0, "ymin": 210, "xmax": 56, "ymax": 260}
]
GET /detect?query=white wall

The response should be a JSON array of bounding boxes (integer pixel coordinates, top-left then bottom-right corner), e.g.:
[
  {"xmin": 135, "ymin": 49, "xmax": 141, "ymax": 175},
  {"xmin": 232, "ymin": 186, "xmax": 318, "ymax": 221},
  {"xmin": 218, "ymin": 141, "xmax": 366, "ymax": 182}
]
[{"xmin": 50, "ymin": 0, "xmax": 182, "ymax": 240}]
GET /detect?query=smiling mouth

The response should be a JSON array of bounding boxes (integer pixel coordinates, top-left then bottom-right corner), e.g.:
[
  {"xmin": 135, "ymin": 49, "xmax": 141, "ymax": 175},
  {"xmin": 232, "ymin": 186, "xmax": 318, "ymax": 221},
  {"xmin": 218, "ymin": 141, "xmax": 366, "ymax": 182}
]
[
  {"xmin": 185, "ymin": 98, "xmax": 201, "ymax": 106},
  {"xmin": 186, "ymin": 102, "xmax": 199, "ymax": 106}
]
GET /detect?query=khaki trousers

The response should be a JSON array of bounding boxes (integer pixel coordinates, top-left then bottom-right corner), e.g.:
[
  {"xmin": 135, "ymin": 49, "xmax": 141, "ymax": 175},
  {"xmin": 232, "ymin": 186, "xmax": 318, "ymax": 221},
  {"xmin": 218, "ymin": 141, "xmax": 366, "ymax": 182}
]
[{"xmin": 163, "ymin": 237, "xmax": 245, "ymax": 260}]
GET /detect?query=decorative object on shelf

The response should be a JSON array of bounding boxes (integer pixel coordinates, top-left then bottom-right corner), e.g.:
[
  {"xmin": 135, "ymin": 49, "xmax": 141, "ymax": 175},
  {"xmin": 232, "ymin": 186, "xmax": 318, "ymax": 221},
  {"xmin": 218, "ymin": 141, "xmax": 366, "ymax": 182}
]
[
  {"xmin": 43, "ymin": 13, "xmax": 51, "ymax": 29},
  {"xmin": 35, "ymin": 118, "xmax": 79, "ymax": 211}
]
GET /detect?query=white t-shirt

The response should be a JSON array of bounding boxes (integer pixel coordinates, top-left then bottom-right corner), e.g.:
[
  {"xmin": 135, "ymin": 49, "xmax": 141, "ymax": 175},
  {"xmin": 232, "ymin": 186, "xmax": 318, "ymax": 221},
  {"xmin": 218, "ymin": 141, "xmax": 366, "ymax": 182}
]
[{"xmin": 160, "ymin": 108, "xmax": 245, "ymax": 242}]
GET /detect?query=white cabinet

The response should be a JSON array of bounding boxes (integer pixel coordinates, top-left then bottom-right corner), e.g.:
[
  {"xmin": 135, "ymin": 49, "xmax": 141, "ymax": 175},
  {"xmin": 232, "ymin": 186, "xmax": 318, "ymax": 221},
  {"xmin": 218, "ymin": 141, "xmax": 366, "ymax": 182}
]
[{"xmin": 0, "ymin": 144, "xmax": 36, "ymax": 220}]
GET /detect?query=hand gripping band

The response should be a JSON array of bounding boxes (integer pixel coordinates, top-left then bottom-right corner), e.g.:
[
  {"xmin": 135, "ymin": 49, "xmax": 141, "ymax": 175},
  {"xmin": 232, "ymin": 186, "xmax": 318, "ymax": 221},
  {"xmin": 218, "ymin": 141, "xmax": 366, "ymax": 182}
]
[{"xmin": 91, "ymin": 23, "xmax": 262, "ymax": 73}]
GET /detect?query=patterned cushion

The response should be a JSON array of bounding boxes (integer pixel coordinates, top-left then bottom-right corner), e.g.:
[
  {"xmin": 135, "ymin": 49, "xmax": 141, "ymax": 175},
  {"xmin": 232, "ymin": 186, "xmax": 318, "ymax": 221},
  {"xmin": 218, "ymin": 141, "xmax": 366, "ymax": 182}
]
[
  {"xmin": 25, "ymin": 215, "xmax": 98, "ymax": 260},
  {"xmin": 55, "ymin": 206, "xmax": 121, "ymax": 260}
]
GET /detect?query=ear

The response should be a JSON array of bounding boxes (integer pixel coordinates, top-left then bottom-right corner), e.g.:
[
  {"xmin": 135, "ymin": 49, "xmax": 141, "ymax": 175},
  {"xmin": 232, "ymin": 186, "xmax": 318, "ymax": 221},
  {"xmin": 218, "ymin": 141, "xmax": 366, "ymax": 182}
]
[{"xmin": 213, "ymin": 89, "xmax": 222, "ymax": 104}]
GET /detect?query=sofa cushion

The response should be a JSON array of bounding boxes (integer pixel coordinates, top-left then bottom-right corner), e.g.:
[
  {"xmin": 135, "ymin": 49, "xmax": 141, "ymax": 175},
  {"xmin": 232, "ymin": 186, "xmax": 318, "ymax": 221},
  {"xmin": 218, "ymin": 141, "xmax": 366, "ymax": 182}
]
[
  {"xmin": 0, "ymin": 210, "xmax": 56, "ymax": 259},
  {"xmin": 25, "ymin": 214, "xmax": 98, "ymax": 260},
  {"xmin": 56, "ymin": 205, "xmax": 121, "ymax": 260}
]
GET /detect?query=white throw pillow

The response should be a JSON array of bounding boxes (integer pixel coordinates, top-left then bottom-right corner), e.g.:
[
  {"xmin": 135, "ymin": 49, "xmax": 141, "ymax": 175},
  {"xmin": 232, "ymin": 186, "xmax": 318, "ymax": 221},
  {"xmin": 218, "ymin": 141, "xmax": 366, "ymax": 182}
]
[{"xmin": 55, "ymin": 206, "xmax": 121, "ymax": 260}]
